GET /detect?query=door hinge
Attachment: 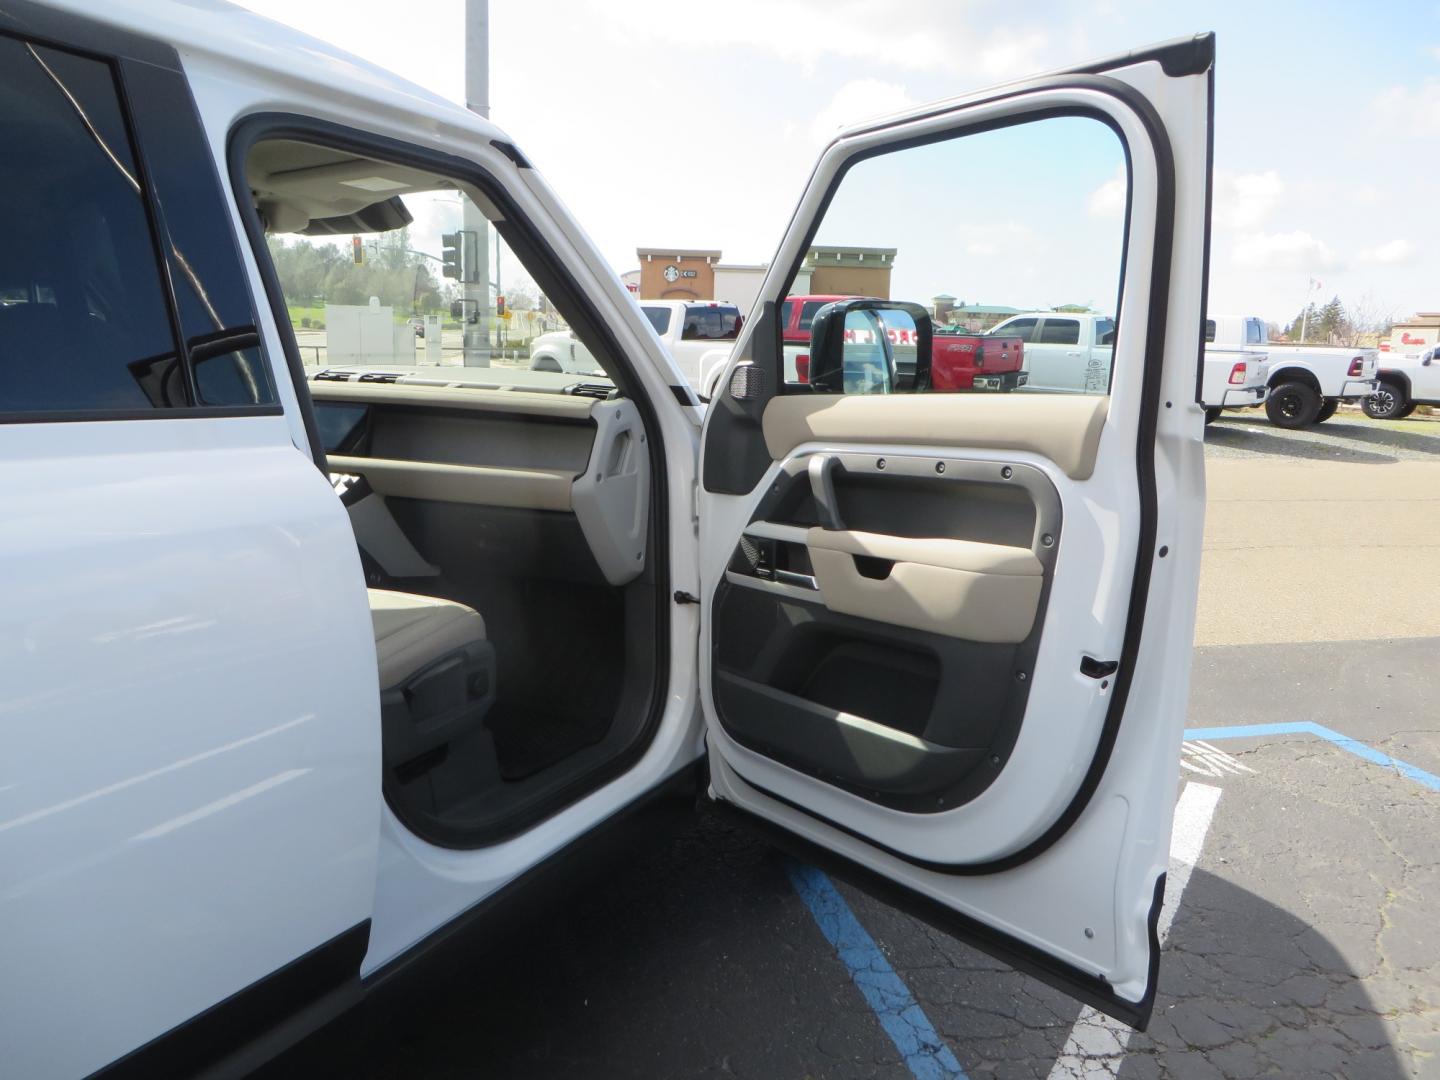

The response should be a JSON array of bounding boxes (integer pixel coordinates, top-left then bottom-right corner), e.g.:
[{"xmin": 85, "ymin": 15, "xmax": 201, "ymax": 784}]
[
  {"xmin": 673, "ymin": 590, "xmax": 700, "ymax": 605},
  {"xmin": 1080, "ymin": 656, "xmax": 1119, "ymax": 679}
]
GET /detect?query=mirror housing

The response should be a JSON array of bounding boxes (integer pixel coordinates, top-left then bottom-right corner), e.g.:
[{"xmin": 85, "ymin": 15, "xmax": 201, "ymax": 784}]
[{"xmin": 807, "ymin": 299, "xmax": 933, "ymax": 393}]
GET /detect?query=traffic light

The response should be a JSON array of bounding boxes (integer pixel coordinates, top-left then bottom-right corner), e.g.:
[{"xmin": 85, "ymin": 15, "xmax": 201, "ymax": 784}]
[
  {"xmin": 441, "ymin": 232, "xmax": 462, "ymax": 280},
  {"xmin": 495, "ymin": 295, "xmax": 506, "ymax": 317},
  {"xmin": 351, "ymin": 236, "xmax": 364, "ymax": 265}
]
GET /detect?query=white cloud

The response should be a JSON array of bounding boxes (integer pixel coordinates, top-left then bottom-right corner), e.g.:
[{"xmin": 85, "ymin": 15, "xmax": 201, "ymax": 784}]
[
  {"xmin": 1358, "ymin": 238, "xmax": 1415, "ymax": 265},
  {"xmin": 1212, "ymin": 171, "xmax": 1284, "ymax": 230},
  {"xmin": 1232, "ymin": 230, "xmax": 1339, "ymax": 272},
  {"xmin": 808, "ymin": 79, "xmax": 917, "ymax": 144},
  {"xmin": 1372, "ymin": 79, "xmax": 1440, "ymax": 135},
  {"xmin": 1087, "ymin": 164, "xmax": 1127, "ymax": 218}
]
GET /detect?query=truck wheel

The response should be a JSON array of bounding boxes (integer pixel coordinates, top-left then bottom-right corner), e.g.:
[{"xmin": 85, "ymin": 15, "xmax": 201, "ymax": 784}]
[
  {"xmin": 1361, "ymin": 382, "xmax": 1406, "ymax": 420},
  {"xmin": 1314, "ymin": 398, "xmax": 1339, "ymax": 423},
  {"xmin": 1204, "ymin": 407, "xmax": 1221, "ymax": 425},
  {"xmin": 1265, "ymin": 381, "xmax": 1321, "ymax": 428},
  {"xmin": 1397, "ymin": 402, "xmax": 1418, "ymax": 419}
]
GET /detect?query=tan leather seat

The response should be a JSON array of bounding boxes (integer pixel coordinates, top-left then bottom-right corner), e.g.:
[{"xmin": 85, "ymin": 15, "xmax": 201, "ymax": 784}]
[{"xmin": 368, "ymin": 588, "xmax": 486, "ymax": 689}]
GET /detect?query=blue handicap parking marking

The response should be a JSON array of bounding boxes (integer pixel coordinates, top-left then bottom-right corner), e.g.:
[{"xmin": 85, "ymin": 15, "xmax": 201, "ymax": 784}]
[
  {"xmin": 1183, "ymin": 721, "xmax": 1440, "ymax": 791},
  {"xmin": 785, "ymin": 859, "xmax": 967, "ymax": 1080}
]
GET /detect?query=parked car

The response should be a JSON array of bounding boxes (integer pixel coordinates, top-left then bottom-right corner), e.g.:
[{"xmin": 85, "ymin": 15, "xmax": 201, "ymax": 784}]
[
  {"xmin": 532, "ymin": 299, "xmax": 742, "ymax": 397},
  {"xmin": 782, "ymin": 295, "xmax": 1027, "ymax": 391},
  {"xmin": 1205, "ymin": 315, "xmax": 1377, "ymax": 428},
  {"xmin": 408, "ymin": 315, "xmax": 425, "ymax": 338},
  {"xmin": 1364, "ymin": 343, "xmax": 1440, "ymax": 420},
  {"xmin": 1200, "ymin": 348, "xmax": 1270, "ymax": 423},
  {"xmin": 988, "ymin": 311, "xmax": 1116, "ymax": 393},
  {"xmin": 0, "ymin": 3, "xmax": 1215, "ymax": 1075}
]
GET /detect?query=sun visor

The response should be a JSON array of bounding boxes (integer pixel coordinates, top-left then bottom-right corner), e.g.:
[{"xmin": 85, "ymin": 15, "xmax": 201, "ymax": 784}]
[{"xmin": 301, "ymin": 195, "xmax": 414, "ymax": 236}]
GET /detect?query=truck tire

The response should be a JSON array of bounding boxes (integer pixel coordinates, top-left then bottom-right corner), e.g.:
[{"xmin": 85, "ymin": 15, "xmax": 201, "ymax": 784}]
[
  {"xmin": 1204, "ymin": 407, "xmax": 1221, "ymax": 425},
  {"xmin": 1265, "ymin": 381, "xmax": 1321, "ymax": 428},
  {"xmin": 1314, "ymin": 397, "xmax": 1339, "ymax": 423},
  {"xmin": 1362, "ymin": 381, "xmax": 1407, "ymax": 420},
  {"xmin": 1397, "ymin": 402, "xmax": 1418, "ymax": 419}
]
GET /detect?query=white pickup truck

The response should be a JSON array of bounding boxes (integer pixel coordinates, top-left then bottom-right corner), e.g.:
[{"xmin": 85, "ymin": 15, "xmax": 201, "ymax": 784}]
[
  {"xmin": 1205, "ymin": 315, "xmax": 1377, "ymax": 428},
  {"xmin": 532, "ymin": 299, "xmax": 741, "ymax": 397},
  {"xmin": 1365, "ymin": 343, "xmax": 1440, "ymax": 420},
  {"xmin": 1200, "ymin": 348, "xmax": 1270, "ymax": 423},
  {"xmin": 988, "ymin": 311, "xmax": 1115, "ymax": 393}
]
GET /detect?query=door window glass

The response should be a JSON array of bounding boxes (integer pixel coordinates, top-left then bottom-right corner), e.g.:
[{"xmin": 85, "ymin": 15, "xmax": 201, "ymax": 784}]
[
  {"xmin": 782, "ymin": 115, "xmax": 1126, "ymax": 396},
  {"xmin": 1038, "ymin": 319, "xmax": 1081, "ymax": 345},
  {"xmin": 1204, "ymin": 319, "xmax": 1217, "ymax": 343}
]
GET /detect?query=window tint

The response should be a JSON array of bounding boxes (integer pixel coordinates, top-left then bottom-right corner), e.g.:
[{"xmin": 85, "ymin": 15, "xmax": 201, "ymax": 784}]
[
  {"xmin": 1038, "ymin": 319, "xmax": 1081, "ymax": 345},
  {"xmin": 1204, "ymin": 319, "xmax": 1216, "ymax": 343},
  {"xmin": 1246, "ymin": 319, "xmax": 1263, "ymax": 345},
  {"xmin": 997, "ymin": 317, "xmax": 1038, "ymax": 341},
  {"xmin": 642, "ymin": 305, "xmax": 671, "ymax": 335},
  {"xmin": 0, "ymin": 39, "xmax": 182, "ymax": 414},
  {"xmin": 682, "ymin": 305, "xmax": 741, "ymax": 341},
  {"xmin": 1095, "ymin": 318, "xmax": 1115, "ymax": 346}
]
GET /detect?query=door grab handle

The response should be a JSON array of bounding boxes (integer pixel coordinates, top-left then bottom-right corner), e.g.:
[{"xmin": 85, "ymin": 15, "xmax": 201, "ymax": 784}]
[{"xmin": 808, "ymin": 454, "xmax": 844, "ymax": 531}]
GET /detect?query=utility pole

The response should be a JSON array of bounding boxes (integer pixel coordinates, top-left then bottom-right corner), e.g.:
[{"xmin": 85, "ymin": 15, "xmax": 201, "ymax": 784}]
[{"xmin": 461, "ymin": 0, "xmax": 491, "ymax": 366}]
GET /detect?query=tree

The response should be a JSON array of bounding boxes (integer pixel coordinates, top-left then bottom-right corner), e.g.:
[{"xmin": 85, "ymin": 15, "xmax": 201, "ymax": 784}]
[
  {"xmin": 1336, "ymin": 293, "xmax": 1397, "ymax": 347},
  {"xmin": 1315, "ymin": 296, "xmax": 1346, "ymax": 343}
]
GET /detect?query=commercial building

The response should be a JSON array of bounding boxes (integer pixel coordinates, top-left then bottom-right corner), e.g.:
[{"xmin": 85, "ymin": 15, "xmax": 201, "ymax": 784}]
[
  {"xmin": 1385, "ymin": 313, "xmax": 1440, "ymax": 355},
  {"xmin": 632, "ymin": 245, "xmax": 896, "ymax": 306}
]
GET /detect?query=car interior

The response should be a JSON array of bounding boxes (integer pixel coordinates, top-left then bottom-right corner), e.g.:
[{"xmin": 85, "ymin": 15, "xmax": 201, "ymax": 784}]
[{"xmin": 244, "ymin": 137, "xmax": 662, "ymax": 847}]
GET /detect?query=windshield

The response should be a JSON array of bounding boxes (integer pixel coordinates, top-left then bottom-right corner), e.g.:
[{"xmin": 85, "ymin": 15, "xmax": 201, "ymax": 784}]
[{"xmin": 641, "ymin": 305, "xmax": 671, "ymax": 336}]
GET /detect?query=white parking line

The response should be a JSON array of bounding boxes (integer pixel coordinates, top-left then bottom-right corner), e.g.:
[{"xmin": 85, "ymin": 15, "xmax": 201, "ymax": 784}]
[{"xmin": 1046, "ymin": 782, "xmax": 1223, "ymax": 1080}]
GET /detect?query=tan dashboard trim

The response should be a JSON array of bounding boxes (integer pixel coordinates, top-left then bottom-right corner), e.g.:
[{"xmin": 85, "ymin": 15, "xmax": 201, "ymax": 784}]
[
  {"xmin": 311, "ymin": 381, "xmax": 597, "ymax": 420},
  {"xmin": 328, "ymin": 455, "xmax": 574, "ymax": 511},
  {"xmin": 762, "ymin": 394, "xmax": 1110, "ymax": 481}
]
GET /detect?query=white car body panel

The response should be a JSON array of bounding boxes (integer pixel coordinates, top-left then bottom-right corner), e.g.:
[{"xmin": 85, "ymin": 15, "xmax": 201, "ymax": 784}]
[
  {"xmin": 994, "ymin": 312, "xmax": 1115, "ymax": 393},
  {"xmin": 1377, "ymin": 347, "xmax": 1440, "ymax": 406},
  {"xmin": 1200, "ymin": 347, "xmax": 1270, "ymax": 409},
  {"xmin": 0, "ymin": 417, "xmax": 381, "ymax": 1080}
]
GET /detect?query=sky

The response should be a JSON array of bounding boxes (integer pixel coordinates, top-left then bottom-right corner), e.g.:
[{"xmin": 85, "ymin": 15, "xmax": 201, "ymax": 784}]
[{"xmin": 238, "ymin": 0, "xmax": 1439, "ymax": 327}]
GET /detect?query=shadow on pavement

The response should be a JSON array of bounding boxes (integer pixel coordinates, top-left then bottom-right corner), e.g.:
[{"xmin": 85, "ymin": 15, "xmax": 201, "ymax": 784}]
[
  {"xmin": 1204, "ymin": 422, "xmax": 1398, "ymax": 464},
  {"xmin": 257, "ymin": 801, "xmax": 1412, "ymax": 1079}
]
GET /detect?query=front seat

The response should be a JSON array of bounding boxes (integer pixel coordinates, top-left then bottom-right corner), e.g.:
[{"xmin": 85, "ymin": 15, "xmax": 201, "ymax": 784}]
[{"xmin": 368, "ymin": 588, "xmax": 497, "ymax": 777}]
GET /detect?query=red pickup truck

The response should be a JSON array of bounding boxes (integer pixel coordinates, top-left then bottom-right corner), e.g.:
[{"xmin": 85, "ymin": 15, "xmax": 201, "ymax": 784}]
[{"xmin": 780, "ymin": 294, "xmax": 1026, "ymax": 391}]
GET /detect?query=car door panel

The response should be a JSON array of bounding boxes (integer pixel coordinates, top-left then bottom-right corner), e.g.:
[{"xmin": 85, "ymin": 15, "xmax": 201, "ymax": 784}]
[{"xmin": 698, "ymin": 37, "xmax": 1212, "ymax": 1026}]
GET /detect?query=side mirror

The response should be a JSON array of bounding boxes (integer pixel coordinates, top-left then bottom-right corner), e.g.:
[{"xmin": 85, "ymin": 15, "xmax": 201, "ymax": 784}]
[{"xmin": 807, "ymin": 299, "xmax": 932, "ymax": 394}]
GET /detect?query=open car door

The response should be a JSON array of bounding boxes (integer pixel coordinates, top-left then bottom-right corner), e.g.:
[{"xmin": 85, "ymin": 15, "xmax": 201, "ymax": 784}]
[{"xmin": 696, "ymin": 35, "xmax": 1214, "ymax": 1027}]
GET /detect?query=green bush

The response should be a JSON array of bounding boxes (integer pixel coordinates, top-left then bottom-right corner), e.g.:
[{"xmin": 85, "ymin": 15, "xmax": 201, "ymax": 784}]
[{"xmin": 300, "ymin": 316, "xmax": 312, "ymax": 328}]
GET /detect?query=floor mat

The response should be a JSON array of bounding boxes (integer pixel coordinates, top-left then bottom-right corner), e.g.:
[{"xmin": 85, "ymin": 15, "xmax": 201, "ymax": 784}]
[{"xmin": 486, "ymin": 707, "xmax": 612, "ymax": 781}]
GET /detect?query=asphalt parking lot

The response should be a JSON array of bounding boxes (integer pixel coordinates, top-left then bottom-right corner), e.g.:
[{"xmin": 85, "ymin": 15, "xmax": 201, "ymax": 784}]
[{"xmin": 265, "ymin": 409, "xmax": 1440, "ymax": 1080}]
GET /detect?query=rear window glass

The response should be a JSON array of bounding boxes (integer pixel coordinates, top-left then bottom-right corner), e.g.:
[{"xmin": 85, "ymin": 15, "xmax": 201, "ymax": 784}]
[
  {"xmin": 1204, "ymin": 319, "xmax": 1216, "ymax": 343},
  {"xmin": 642, "ymin": 305, "xmax": 671, "ymax": 336},
  {"xmin": 0, "ymin": 39, "xmax": 181, "ymax": 414},
  {"xmin": 1246, "ymin": 320, "xmax": 1264, "ymax": 345},
  {"xmin": 799, "ymin": 301, "xmax": 826, "ymax": 332},
  {"xmin": 1095, "ymin": 319, "xmax": 1115, "ymax": 346},
  {"xmin": 1038, "ymin": 319, "xmax": 1080, "ymax": 345},
  {"xmin": 682, "ymin": 305, "xmax": 741, "ymax": 341}
]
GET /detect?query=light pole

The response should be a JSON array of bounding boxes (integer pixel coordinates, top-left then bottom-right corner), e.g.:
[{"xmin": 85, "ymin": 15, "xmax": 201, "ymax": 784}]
[{"xmin": 461, "ymin": 0, "xmax": 491, "ymax": 366}]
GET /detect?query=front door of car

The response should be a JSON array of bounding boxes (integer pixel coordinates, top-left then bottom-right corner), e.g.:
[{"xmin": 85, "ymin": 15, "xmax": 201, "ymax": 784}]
[{"xmin": 695, "ymin": 35, "xmax": 1214, "ymax": 1026}]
